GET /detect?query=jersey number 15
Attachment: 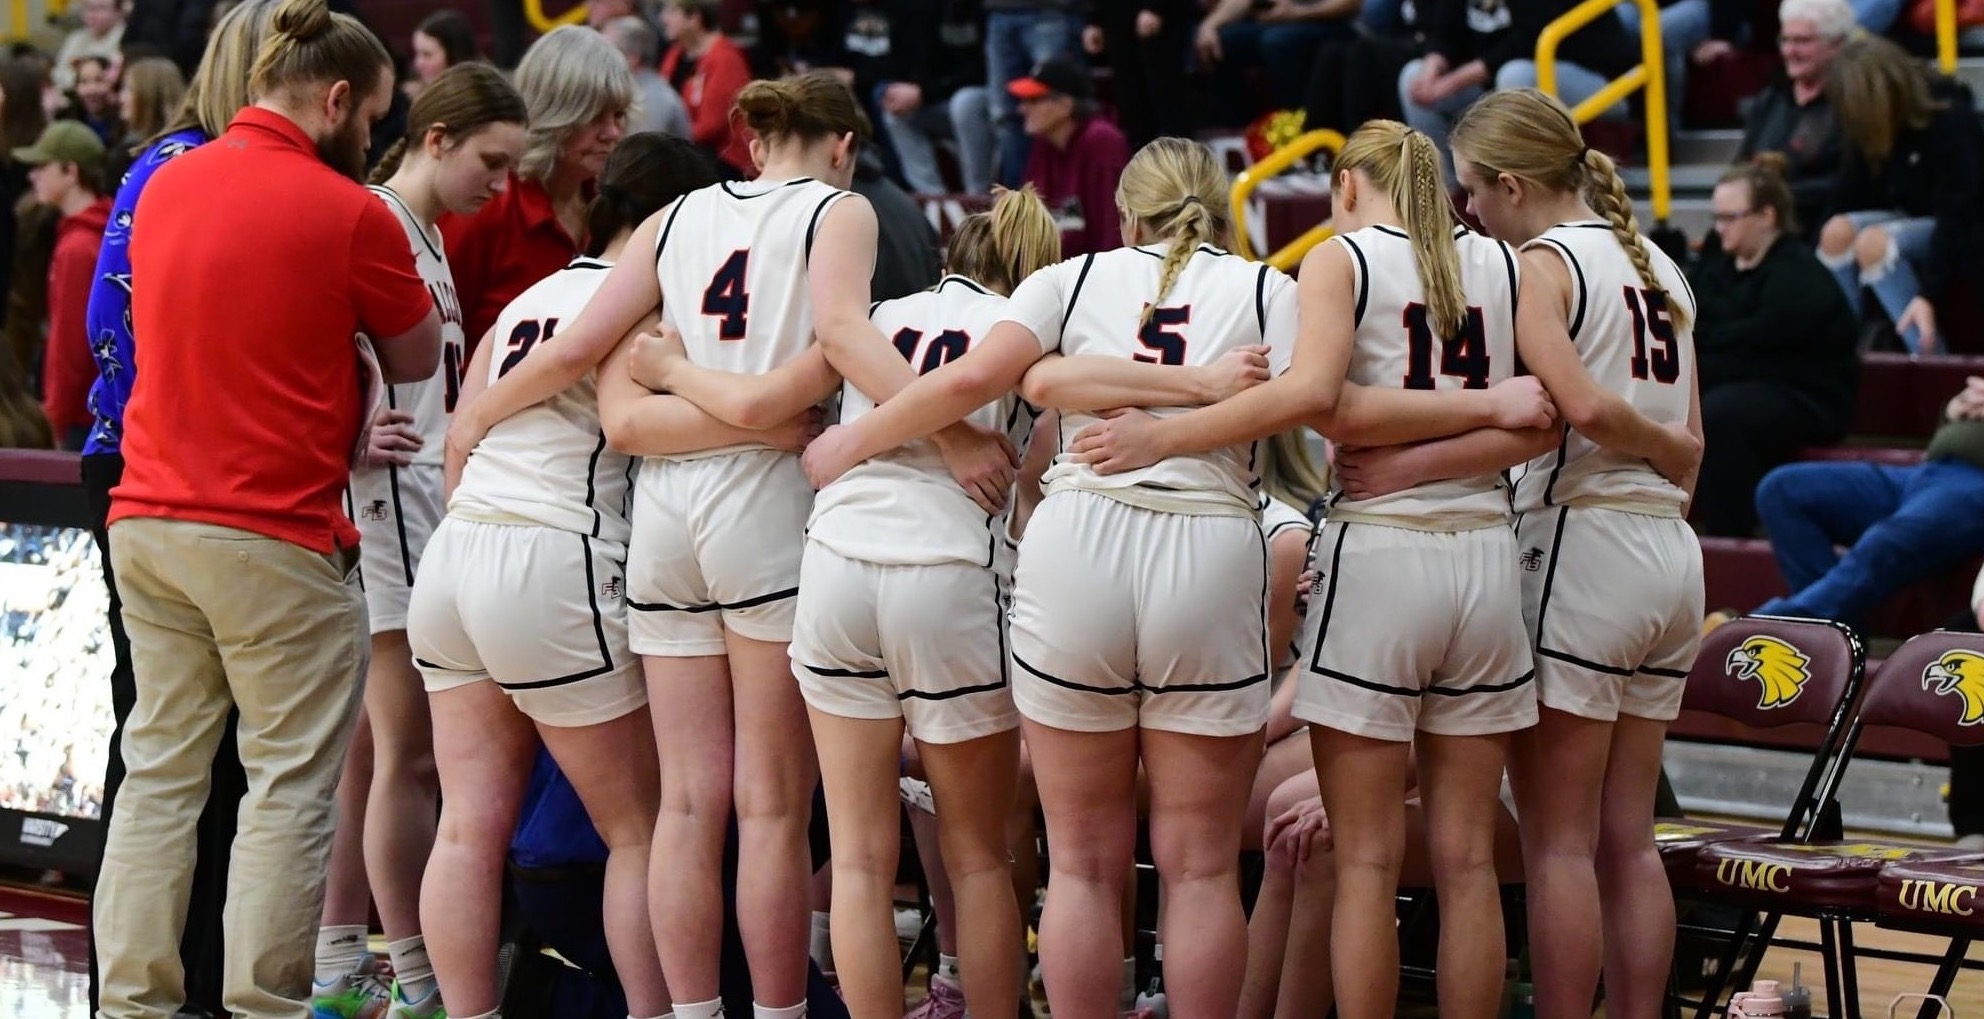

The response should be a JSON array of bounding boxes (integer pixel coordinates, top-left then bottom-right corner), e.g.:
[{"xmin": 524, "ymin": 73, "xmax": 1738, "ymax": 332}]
[{"xmin": 1623, "ymin": 286, "xmax": 1680, "ymax": 384}]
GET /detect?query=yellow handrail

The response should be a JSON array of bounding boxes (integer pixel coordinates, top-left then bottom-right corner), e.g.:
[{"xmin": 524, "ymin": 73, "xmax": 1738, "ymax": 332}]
[
  {"xmin": 1935, "ymin": 0, "xmax": 1957, "ymax": 74},
  {"xmin": 525, "ymin": 0, "xmax": 590, "ymax": 34},
  {"xmin": 1229, "ymin": 129, "xmax": 1345, "ymax": 272},
  {"xmin": 8, "ymin": 0, "xmax": 23, "ymax": 43},
  {"xmin": 1535, "ymin": 0, "xmax": 1671, "ymax": 224}
]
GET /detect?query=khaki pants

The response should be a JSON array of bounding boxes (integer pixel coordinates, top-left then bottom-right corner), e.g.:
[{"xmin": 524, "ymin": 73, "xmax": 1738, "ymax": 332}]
[{"xmin": 94, "ymin": 517, "xmax": 367, "ymax": 1019}]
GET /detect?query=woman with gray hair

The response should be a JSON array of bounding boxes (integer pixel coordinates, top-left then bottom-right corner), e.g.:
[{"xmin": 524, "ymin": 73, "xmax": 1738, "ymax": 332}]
[
  {"xmin": 1733, "ymin": 0, "xmax": 1857, "ymax": 238},
  {"xmin": 439, "ymin": 24, "xmax": 633, "ymax": 346}
]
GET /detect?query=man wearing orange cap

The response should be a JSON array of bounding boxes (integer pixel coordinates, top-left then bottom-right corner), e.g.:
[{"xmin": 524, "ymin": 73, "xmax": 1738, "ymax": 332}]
[{"xmin": 1011, "ymin": 57, "xmax": 1129, "ymax": 256}]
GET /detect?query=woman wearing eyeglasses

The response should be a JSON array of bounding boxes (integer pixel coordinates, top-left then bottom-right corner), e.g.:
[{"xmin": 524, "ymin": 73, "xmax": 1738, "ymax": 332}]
[{"xmin": 1686, "ymin": 154, "xmax": 1858, "ymax": 537}]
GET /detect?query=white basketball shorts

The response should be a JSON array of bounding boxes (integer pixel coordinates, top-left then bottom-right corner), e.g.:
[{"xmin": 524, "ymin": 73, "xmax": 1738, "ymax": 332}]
[
  {"xmin": 1009, "ymin": 490, "xmax": 1271, "ymax": 737},
  {"xmin": 1295, "ymin": 520, "xmax": 1537, "ymax": 742},
  {"xmin": 346, "ymin": 463, "xmax": 444, "ymax": 634},
  {"xmin": 407, "ymin": 517, "xmax": 646, "ymax": 727},
  {"xmin": 1518, "ymin": 505, "xmax": 1704, "ymax": 722}
]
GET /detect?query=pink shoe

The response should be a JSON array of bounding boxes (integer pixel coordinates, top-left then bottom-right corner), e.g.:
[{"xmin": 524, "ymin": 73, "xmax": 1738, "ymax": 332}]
[{"xmin": 904, "ymin": 974, "xmax": 967, "ymax": 1019}]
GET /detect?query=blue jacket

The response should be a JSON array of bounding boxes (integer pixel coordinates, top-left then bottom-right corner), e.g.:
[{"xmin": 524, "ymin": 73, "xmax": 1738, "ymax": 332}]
[{"xmin": 82, "ymin": 128, "xmax": 207, "ymax": 456}]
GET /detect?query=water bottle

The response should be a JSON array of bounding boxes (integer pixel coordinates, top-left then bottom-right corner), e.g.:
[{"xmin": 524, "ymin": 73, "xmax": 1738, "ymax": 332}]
[
  {"xmin": 1736, "ymin": 980, "xmax": 1786, "ymax": 1019},
  {"xmin": 1784, "ymin": 964, "xmax": 1813, "ymax": 1019}
]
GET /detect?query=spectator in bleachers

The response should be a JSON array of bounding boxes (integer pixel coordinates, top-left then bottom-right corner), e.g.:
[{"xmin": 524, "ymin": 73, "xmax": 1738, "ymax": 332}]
[
  {"xmin": 62, "ymin": 54, "xmax": 123, "ymax": 144},
  {"xmin": 0, "ymin": 58, "xmax": 47, "ymax": 373},
  {"xmin": 1616, "ymin": 0, "xmax": 1746, "ymax": 99},
  {"xmin": 124, "ymin": 0, "xmax": 220, "ymax": 75},
  {"xmin": 1301, "ymin": 0, "xmax": 1426, "ymax": 136},
  {"xmin": 115, "ymin": 56, "xmax": 184, "ymax": 149},
  {"xmin": 1011, "ymin": 56, "xmax": 1128, "ymax": 257},
  {"xmin": 1737, "ymin": 0, "xmax": 1851, "ymax": 242},
  {"xmin": 52, "ymin": 0, "xmax": 125, "ymax": 92},
  {"xmin": 23, "ymin": 121, "xmax": 109, "ymax": 451},
  {"xmin": 588, "ymin": 0, "xmax": 638, "ymax": 31},
  {"xmin": 850, "ymin": 144, "xmax": 943, "ymax": 299},
  {"xmin": 440, "ymin": 25, "xmax": 634, "ymax": 347},
  {"xmin": 1816, "ymin": 34, "xmax": 1982, "ymax": 354},
  {"xmin": 661, "ymin": 0, "xmax": 754, "ymax": 176},
  {"xmin": 1398, "ymin": 0, "xmax": 1636, "ymax": 176},
  {"xmin": 1735, "ymin": 376, "xmax": 1984, "ymax": 630},
  {"xmin": 1196, "ymin": 0, "xmax": 1358, "ymax": 129},
  {"xmin": 869, "ymin": 0, "xmax": 997, "ymax": 195},
  {"xmin": 983, "ymin": 0, "xmax": 1082, "ymax": 188},
  {"xmin": 1082, "ymin": 1, "xmax": 1196, "ymax": 149},
  {"xmin": 603, "ymin": 16, "xmax": 692, "ymax": 139},
  {"xmin": 410, "ymin": 9, "xmax": 482, "ymax": 94},
  {"xmin": 1689, "ymin": 155, "xmax": 1858, "ymax": 537}
]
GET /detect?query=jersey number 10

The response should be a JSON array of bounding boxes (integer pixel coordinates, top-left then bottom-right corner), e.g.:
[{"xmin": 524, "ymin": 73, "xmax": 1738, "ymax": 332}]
[
  {"xmin": 1401, "ymin": 303, "xmax": 1490, "ymax": 390},
  {"xmin": 892, "ymin": 327, "xmax": 972, "ymax": 375}
]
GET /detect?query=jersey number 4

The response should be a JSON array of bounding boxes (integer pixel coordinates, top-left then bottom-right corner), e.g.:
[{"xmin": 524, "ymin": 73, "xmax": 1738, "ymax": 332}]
[
  {"xmin": 498, "ymin": 318, "xmax": 558, "ymax": 379},
  {"xmin": 703, "ymin": 249, "xmax": 751, "ymax": 341},
  {"xmin": 892, "ymin": 327, "xmax": 972, "ymax": 375},
  {"xmin": 1134, "ymin": 305, "xmax": 1190, "ymax": 365},
  {"xmin": 1402, "ymin": 303, "xmax": 1490, "ymax": 389},
  {"xmin": 1624, "ymin": 286, "xmax": 1680, "ymax": 384}
]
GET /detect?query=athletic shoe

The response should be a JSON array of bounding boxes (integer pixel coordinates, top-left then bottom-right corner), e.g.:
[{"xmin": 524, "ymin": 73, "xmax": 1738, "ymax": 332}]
[
  {"xmin": 311, "ymin": 965, "xmax": 392, "ymax": 1019},
  {"xmin": 895, "ymin": 906, "xmax": 926, "ymax": 943},
  {"xmin": 903, "ymin": 975, "xmax": 966, "ymax": 1019},
  {"xmin": 384, "ymin": 981, "xmax": 447, "ymax": 1019}
]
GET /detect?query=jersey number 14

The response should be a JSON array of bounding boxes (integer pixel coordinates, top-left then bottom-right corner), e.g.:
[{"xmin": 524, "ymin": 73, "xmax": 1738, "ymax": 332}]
[{"xmin": 1401, "ymin": 303, "xmax": 1490, "ymax": 390}]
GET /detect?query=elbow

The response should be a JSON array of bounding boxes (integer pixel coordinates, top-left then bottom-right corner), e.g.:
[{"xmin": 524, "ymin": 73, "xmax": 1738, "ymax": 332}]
[
  {"xmin": 729, "ymin": 394, "xmax": 786, "ymax": 432},
  {"xmin": 1015, "ymin": 369, "xmax": 1055, "ymax": 409},
  {"xmin": 1560, "ymin": 394, "xmax": 1608, "ymax": 436},
  {"xmin": 941, "ymin": 360, "xmax": 1002, "ymax": 407},
  {"xmin": 600, "ymin": 403, "xmax": 637, "ymax": 453}
]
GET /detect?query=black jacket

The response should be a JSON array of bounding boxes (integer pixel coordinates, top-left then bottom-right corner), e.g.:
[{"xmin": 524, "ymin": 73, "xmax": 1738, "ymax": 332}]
[
  {"xmin": 1827, "ymin": 79, "xmax": 1984, "ymax": 303},
  {"xmin": 1689, "ymin": 233, "xmax": 1858, "ymax": 413},
  {"xmin": 1737, "ymin": 78, "xmax": 1841, "ymax": 237},
  {"xmin": 853, "ymin": 0, "xmax": 988, "ymax": 105},
  {"xmin": 1427, "ymin": 0, "xmax": 1638, "ymax": 79}
]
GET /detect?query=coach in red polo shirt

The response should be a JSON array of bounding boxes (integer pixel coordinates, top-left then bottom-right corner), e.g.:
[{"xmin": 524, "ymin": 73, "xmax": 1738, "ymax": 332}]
[{"xmin": 93, "ymin": 0, "xmax": 439, "ymax": 1014}]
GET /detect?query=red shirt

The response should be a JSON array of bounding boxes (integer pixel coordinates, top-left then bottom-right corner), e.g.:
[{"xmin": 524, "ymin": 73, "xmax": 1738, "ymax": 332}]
[
  {"xmin": 1023, "ymin": 116, "xmax": 1131, "ymax": 258},
  {"xmin": 41, "ymin": 195, "xmax": 111, "ymax": 440},
  {"xmin": 438, "ymin": 174, "xmax": 579, "ymax": 353},
  {"xmin": 661, "ymin": 33, "xmax": 754, "ymax": 176},
  {"xmin": 111, "ymin": 108, "xmax": 432, "ymax": 553}
]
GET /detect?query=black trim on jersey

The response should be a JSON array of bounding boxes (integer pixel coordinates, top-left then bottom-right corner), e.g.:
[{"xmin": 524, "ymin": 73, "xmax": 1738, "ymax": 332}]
[
  {"xmin": 499, "ymin": 663, "xmax": 615, "ymax": 691},
  {"xmin": 1338, "ymin": 235, "xmax": 1370, "ymax": 328},
  {"xmin": 1061, "ymin": 253, "xmax": 1096, "ymax": 336},
  {"xmin": 654, "ymin": 196, "xmax": 690, "ymax": 270},
  {"xmin": 1496, "ymin": 239, "xmax": 1521, "ymax": 325},
  {"xmin": 803, "ymin": 664, "xmax": 889, "ymax": 679},
  {"xmin": 491, "ymin": 534, "xmax": 620, "ymax": 691},
  {"xmin": 568, "ymin": 257, "xmax": 612, "ymax": 272},
  {"xmin": 583, "ymin": 432, "xmax": 607, "ymax": 538},
  {"xmin": 1530, "ymin": 506, "xmax": 1638, "ymax": 677},
  {"xmin": 627, "ymin": 586, "xmax": 801, "ymax": 614},
  {"xmin": 369, "ymin": 185, "xmax": 444, "ymax": 261},
  {"xmin": 1426, "ymin": 669, "xmax": 1536, "ymax": 696},
  {"xmin": 1644, "ymin": 665, "xmax": 1690, "ymax": 679},
  {"xmin": 803, "ymin": 192, "xmax": 843, "ymax": 262},
  {"xmin": 868, "ymin": 300, "xmax": 884, "ymax": 316},
  {"xmin": 1014, "ymin": 652, "xmax": 1134, "ymax": 695},
  {"xmin": 1539, "ymin": 647, "xmax": 1633, "ymax": 677},
  {"xmin": 386, "ymin": 465, "xmax": 415, "ymax": 585},
  {"xmin": 720, "ymin": 176, "xmax": 816, "ymax": 199},
  {"xmin": 1534, "ymin": 237, "xmax": 1588, "ymax": 340},
  {"xmin": 1305, "ymin": 521, "xmax": 1353, "ymax": 678},
  {"xmin": 1541, "ymin": 427, "xmax": 1570, "ymax": 508},
  {"xmin": 1254, "ymin": 264, "xmax": 1270, "ymax": 338},
  {"xmin": 1251, "ymin": 511, "xmax": 1271, "ymax": 685},
  {"xmin": 941, "ymin": 274, "xmax": 992, "ymax": 296},
  {"xmin": 901, "ymin": 681, "xmax": 1008, "ymax": 702},
  {"xmin": 1128, "ymin": 243, "xmax": 1225, "ymax": 260},
  {"xmin": 1570, "ymin": 222, "xmax": 1615, "ymax": 231}
]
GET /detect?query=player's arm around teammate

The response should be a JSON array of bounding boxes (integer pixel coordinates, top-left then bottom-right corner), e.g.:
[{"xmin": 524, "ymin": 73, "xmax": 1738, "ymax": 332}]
[{"xmin": 1448, "ymin": 88, "xmax": 1705, "ymax": 1019}]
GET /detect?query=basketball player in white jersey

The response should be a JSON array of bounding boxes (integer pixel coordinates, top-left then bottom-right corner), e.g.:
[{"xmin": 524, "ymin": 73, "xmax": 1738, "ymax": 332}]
[
  {"xmin": 328, "ymin": 64, "xmax": 525, "ymax": 1019},
  {"xmin": 801, "ymin": 137, "xmax": 1306, "ymax": 1019},
  {"xmin": 1441, "ymin": 89, "xmax": 1703, "ymax": 1019},
  {"xmin": 406, "ymin": 135, "xmax": 724, "ymax": 1019}
]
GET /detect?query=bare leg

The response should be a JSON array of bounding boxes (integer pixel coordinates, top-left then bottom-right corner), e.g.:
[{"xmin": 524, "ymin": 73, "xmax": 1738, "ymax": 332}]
[
  {"xmin": 1238, "ymin": 767, "xmax": 1319, "ymax": 1019},
  {"xmin": 323, "ymin": 705, "xmax": 375, "ymax": 928},
  {"xmin": 647, "ymin": 653, "xmax": 734, "ymax": 1005},
  {"xmin": 1416, "ymin": 732, "xmax": 1510, "ymax": 1019},
  {"xmin": 923, "ymin": 728, "xmax": 1023, "ymax": 1019},
  {"xmin": 1143, "ymin": 728, "xmax": 1263, "ymax": 1019},
  {"xmin": 728, "ymin": 632, "xmax": 818, "ymax": 1008},
  {"xmin": 361, "ymin": 630, "xmax": 437, "ymax": 942},
  {"xmin": 1311, "ymin": 726, "xmax": 1411, "ymax": 1019},
  {"xmin": 810, "ymin": 709, "xmax": 909, "ymax": 1019},
  {"xmin": 1026, "ymin": 718, "xmax": 1139, "ymax": 1019},
  {"xmin": 1596, "ymin": 715, "xmax": 1676, "ymax": 1019},
  {"xmin": 1509, "ymin": 708, "xmax": 1612, "ymax": 1019}
]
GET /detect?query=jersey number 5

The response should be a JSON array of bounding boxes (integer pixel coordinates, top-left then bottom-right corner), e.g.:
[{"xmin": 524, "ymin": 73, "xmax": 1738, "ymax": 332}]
[
  {"xmin": 1402, "ymin": 303, "xmax": 1490, "ymax": 390},
  {"xmin": 892, "ymin": 327, "xmax": 972, "ymax": 375},
  {"xmin": 1624, "ymin": 286, "xmax": 1680, "ymax": 384},
  {"xmin": 1134, "ymin": 305, "xmax": 1190, "ymax": 365},
  {"xmin": 703, "ymin": 249, "xmax": 751, "ymax": 341}
]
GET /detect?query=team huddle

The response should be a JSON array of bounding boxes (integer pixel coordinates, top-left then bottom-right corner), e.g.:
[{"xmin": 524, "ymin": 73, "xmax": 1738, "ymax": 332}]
[{"xmin": 340, "ymin": 56, "xmax": 1705, "ymax": 1019}]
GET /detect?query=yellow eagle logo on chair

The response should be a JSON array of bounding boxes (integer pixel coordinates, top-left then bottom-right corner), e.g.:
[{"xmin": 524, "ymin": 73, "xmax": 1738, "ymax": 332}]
[
  {"xmin": 1923, "ymin": 650, "xmax": 1984, "ymax": 726},
  {"xmin": 1726, "ymin": 636, "xmax": 1813, "ymax": 710}
]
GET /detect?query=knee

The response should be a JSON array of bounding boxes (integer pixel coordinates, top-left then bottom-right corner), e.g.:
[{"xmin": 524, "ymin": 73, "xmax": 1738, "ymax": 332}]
[
  {"xmin": 1853, "ymin": 225, "xmax": 1895, "ymax": 269},
  {"xmin": 1426, "ymin": 829, "xmax": 1501, "ymax": 884},
  {"xmin": 1494, "ymin": 61, "xmax": 1538, "ymax": 91},
  {"xmin": 437, "ymin": 800, "xmax": 517, "ymax": 852},
  {"xmin": 1292, "ymin": 846, "xmax": 1337, "ymax": 888},
  {"xmin": 1153, "ymin": 835, "xmax": 1240, "ymax": 885},
  {"xmin": 1753, "ymin": 463, "xmax": 1815, "ymax": 519},
  {"xmin": 1049, "ymin": 832, "xmax": 1135, "ymax": 885},
  {"xmin": 1819, "ymin": 215, "xmax": 1858, "ymax": 257}
]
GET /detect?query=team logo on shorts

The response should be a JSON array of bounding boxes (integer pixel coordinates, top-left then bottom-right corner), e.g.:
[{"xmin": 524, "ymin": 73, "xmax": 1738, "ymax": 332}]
[
  {"xmin": 1923, "ymin": 650, "xmax": 1984, "ymax": 725},
  {"xmin": 601, "ymin": 576, "xmax": 622, "ymax": 600},
  {"xmin": 359, "ymin": 500, "xmax": 389, "ymax": 522},
  {"xmin": 1725, "ymin": 636, "xmax": 1812, "ymax": 710},
  {"xmin": 1519, "ymin": 547, "xmax": 1546, "ymax": 572}
]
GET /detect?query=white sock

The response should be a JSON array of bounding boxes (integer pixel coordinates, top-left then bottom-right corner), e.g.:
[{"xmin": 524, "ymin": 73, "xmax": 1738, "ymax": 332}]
[
  {"xmin": 936, "ymin": 953, "xmax": 961, "ymax": 983},
  {"xmin": 809, "ymin": 910, "xmax": 833, "ymax": 970},
  {"xmin": 674, "ymin": 998, "xmax": 726, "ymax": 1019},
  {"xmin": 754, "ymin": 1002, "xmax": 806, "ymax": 1019},
  {"xmin": 313, "ymin": 925, "xmax": 369, "ymax": 986},
  {"xmin": 387, "ymin": 935, "xmax": 437, "ymax": 1002},
  {"xmin": 1118, "ymin": 956, "xmax": 1137, "ymax": 1010}
]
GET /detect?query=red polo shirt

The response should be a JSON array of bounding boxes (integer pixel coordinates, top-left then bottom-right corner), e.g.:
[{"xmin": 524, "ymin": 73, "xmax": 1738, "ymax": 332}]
[
  {"xmin": 111, "ymin": 107, "xmax": 432, "ymax": 554},
  {"xmin": 438, "ymin": 174, "xmax": 580, "ymax": 352}
]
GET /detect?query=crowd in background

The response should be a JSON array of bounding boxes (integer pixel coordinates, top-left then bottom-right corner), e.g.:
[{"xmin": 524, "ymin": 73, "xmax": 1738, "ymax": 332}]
[{"xmin": 0, "ymin": 522, "xmax": 112, "ymax": 820}]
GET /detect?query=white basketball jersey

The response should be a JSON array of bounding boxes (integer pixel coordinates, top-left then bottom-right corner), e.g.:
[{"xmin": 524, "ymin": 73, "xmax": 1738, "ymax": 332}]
[
  {"xmin": 1512, "ymin": 221, "xmax": 1698, "ymax": 515},
  {"xmin": 652, "ymin": 176, "xmax": 851, "ymax": 460},
  {"xmin": 450, "ymin": 257, "xmax": 637, "ymax": 544},
  {"xmin": 808, "ymin": 275, "xmax": 1035, "ymax": 569},
  {"xmin": 1001, "ymin": 244, "xmax": 1299, "ymax": 516},
  {"xmin": 1329, "ymin": 224, "xmax": 1521, "ymax": 529},
  {"xmin": 368, "ymin": 185, "xmax": 463, "ymax": 466}
]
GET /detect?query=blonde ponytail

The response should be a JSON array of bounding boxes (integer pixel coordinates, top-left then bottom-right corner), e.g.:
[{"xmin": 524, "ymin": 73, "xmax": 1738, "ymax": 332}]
[
  {"xmin": 1583, "ymin": 147, "xmax": 1690, "ymax": 330},
  {"xmin": 947, "ymin": 183, "xmax": 1061, "ymax": 295},
  {"xmin": 1115, "ymin": 137, "xmax": 1230, "ymax": 327},
  {"xmin": 1261, "ymin": 430, "xmax": 1330, "ymax": 510},
  {"xmin": 1334, "ymin": 120, "xmax": 1467, "ymax": 338}
]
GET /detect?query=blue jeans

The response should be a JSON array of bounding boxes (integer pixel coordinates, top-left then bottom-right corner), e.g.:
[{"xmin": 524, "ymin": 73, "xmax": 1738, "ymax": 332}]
[
  {"xmin": 1753, "ymin": 458, "xmax": 1984, "ymax": 628},
  {"xmin": 1854, "ymin": 0, "xmax": 1903, "ymax": 32},
  {"xmin": 1494, "ymin": 59, "xmax": 1633, "ymax": 121},
  {"xmin": 985, "ymin": 8, "xmax": 1081, "ymax": 188},
  {"xmin": 879, "ymin": 84, "xmax": 994, "ymax": 194},
  {"xmin": 1614, "ymin": 0, "xmax": 1712, "ymax": 100},
  {"xmin": 1827, "ymin": 210, "xmax": 1936, "ymax": 352},
  {"xmin": 1397, "ymin": 57, "xmax": 1487, "ymax": 181}
]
